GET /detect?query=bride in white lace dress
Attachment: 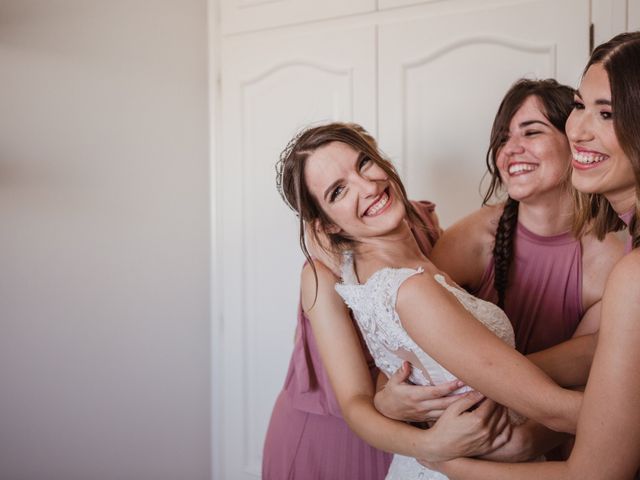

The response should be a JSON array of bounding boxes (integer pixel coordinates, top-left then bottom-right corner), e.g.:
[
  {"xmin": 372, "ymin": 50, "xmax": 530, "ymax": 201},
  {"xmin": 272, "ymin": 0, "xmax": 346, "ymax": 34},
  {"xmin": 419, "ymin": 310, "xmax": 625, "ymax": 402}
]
[
  {"xmin": 335, "ymin": 252, "xmax": 523, "ymax": 479},
  {"xmin": 277, "ymin": 122, "xmax": 582, "ymax": 479}
]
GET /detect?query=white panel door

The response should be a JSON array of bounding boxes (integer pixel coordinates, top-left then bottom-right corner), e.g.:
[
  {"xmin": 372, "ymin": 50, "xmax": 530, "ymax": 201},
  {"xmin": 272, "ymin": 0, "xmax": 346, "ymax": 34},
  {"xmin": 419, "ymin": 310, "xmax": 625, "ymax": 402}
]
[
  {"xmin": 220, "ymin": 0, "xmax": 375, "ymax": 34},
  {"xmin": 378, "ymin": 0, "xmax": 440, "ymax": 11},
  {"xmin": 378, "ymin": 0, "xmax": 590, "ymax": 227},
  {"xmin": 217, "ymin": 26, "xmax": 376, "ymax": 479},
  {"xmin": 629, "ymin": 0, "xmax": 640, "ymax": 30},
  {"xmin": 592, "ymin": 0, "xmax": 628, "ymax": 46}
]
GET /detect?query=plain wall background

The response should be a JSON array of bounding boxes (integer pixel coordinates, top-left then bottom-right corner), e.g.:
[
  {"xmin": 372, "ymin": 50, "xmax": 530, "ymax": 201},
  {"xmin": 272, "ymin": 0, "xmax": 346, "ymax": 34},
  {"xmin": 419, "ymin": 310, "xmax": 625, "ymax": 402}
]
[{"xmin": 0, "ymin": 1, "xmax": 211, "ymax": 478}]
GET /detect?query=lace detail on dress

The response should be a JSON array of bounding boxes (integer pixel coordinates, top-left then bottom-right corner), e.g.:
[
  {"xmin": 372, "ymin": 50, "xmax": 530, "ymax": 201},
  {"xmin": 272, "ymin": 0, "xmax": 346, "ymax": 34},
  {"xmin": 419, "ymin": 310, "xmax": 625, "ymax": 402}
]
[{"xmin": 335, "ymin": 252, "xmax": 520, "ymax": 480}]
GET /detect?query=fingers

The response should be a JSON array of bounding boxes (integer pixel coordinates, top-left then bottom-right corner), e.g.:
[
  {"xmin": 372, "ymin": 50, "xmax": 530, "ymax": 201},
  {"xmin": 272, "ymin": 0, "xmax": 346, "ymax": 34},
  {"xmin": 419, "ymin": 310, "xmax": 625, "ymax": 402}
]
[
  {"xmin": 490, "ymin": 415, "xmax": 513, "ymax": 450},
  {"xmin": 387, "ymin": 361, "xmax": 412, "ymax": 386},
  {"xmin": 421, "ymin": 379, "xmax": 465, "ymax": 398},
  {"xmin": 444, "ymin": 391, "xmax": 485, "ymax": 416},
  {"xmin": 473, "ymin": 397, "xmax": 499, "ymax": 419}
]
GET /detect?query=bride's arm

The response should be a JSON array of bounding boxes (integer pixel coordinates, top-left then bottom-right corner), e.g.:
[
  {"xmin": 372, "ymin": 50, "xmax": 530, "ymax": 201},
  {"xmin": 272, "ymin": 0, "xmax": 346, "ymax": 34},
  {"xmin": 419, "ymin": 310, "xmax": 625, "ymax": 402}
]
[
  {"xmin": 396, "ymin": 273, "xmax": 581, "ymax": 433},
  {"xmin": 301, "ymin": 261, "xmax": 511, "ymax": 462}
]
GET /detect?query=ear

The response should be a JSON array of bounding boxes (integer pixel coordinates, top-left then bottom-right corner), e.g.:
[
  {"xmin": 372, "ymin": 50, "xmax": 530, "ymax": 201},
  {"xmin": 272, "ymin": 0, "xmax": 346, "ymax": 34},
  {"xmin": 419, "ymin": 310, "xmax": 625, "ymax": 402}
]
[
  {"xmin": 320, "ymin": 220, "xmax": 341, "ymax": 235},
  {"xmin": 311, "ymin": 218, "xmax": 341, "ymax": 236}
]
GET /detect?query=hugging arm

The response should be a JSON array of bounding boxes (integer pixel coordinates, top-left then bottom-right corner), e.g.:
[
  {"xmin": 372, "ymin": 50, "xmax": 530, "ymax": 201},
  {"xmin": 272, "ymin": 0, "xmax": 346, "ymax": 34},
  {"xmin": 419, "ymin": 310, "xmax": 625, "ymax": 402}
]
[
  {"xmin": 397, "ymin": 273, "xmax": 582, "ymax": 434},
  {"xmin": 301, "ymin": 261, "xmax": 511, "ymax": 462},
  {"xmin": 421, "ymin": 254, "xmax": 640, "ymax": 479}
]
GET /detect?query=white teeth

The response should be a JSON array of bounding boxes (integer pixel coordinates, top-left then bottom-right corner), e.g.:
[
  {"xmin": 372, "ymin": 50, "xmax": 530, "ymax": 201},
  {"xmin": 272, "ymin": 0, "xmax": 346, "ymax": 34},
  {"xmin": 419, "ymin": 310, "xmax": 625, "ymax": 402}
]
[
  {"xmin": 508, "ymin": 163, "xmax": 536, "ymax": 175},
  {"xmin": 365, "ymin": 192, "xmax": 389, "ymax": 216},
  {"xmin": 573, "ymin": 152, "xmax": 607, "ymax": 164}
]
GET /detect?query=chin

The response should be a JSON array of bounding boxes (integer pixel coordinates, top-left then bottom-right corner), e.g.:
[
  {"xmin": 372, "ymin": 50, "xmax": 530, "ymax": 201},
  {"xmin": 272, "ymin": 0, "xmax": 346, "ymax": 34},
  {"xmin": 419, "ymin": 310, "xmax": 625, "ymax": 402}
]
[{"xmin": 571, "ymin": 172, "xmax": 602, "ymax": 195}]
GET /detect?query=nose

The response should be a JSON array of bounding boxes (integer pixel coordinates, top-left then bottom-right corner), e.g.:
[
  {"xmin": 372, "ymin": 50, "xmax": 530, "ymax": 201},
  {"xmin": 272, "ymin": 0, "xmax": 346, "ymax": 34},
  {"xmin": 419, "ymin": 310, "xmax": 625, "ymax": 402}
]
[
  {"xmin": 502, "ymin": 135, "xmax": 525, "ymax": 156},
  {"xmin": 354, "ymin": 172, "xmax": 379, "ymax": 198},
  {"xmin": 566, "ymin": 108, "xmax": 594, "ymax": 144}
]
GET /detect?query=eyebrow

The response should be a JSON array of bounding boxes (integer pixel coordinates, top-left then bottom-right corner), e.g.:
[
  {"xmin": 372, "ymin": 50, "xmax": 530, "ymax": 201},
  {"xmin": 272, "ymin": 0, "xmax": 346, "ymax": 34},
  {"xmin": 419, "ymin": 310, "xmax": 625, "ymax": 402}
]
[
  {"xmin": 322, "ymin": 151, "xmax": 366, "ymax": 202},
  {"xmin": 519, "ymin": 120, "xmax": 549, "ymax": 129},
  {"xmin": 575, "ymin": 89, "xmax": 612, "ymax": 105}
]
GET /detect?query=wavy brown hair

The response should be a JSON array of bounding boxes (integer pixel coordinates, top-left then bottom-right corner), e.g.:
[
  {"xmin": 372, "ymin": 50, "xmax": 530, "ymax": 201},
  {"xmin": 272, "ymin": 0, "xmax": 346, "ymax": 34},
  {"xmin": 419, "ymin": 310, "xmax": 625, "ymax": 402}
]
[
  {"xmin": 572, "ymin": 31, "xmax": 640, "ymax": 248},
  {"xmin": 483, "ymin": 79, "xmax": 575, "ymax": 307},
  {"xmin": 276, "ymin": 122, "xmax": 430, "ymax": 300}
]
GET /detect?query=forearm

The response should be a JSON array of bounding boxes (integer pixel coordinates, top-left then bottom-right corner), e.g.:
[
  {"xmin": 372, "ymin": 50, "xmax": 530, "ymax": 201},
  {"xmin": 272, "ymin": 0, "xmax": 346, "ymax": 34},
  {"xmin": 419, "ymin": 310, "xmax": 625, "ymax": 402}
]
[
  {"xmin": 342, "ymin": 393, "xmax": 448, "ymax": 462},
  {"xmin": 527, "ymin": 334, "xmax": 596, "ymax": 387}
]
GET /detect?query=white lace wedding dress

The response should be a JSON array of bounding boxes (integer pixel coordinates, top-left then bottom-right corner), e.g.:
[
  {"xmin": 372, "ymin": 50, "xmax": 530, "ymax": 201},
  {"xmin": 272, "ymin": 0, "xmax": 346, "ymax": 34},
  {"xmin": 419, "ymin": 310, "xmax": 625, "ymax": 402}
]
[{"xmin": 335, "ymin": 252, "xmax": 519, "ymax": 480}]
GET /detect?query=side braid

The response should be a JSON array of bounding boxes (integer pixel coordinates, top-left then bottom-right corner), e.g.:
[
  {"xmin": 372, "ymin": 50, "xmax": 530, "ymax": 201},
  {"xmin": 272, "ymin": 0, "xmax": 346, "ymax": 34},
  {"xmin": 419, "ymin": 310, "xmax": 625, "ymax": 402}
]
[
  {"xmin": 493, "ymin": 197, "xmax": 519, "ymax": 308},
  {"xmin": 632, "ymin": 206, "xmax": 640, "ymax": 250}
]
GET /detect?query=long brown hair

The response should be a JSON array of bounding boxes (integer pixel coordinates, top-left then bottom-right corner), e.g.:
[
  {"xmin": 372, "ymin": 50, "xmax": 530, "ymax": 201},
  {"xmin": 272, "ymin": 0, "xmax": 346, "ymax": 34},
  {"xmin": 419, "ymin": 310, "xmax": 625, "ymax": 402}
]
[
  {"xmin": 483, "ymin": 79, "xmax": 575, "ymax": 307},
  {"xmin": 572, "ymin": 31, "xmax": 640, "ymax": 248},
  {"xmin": 276, "ymin": 122, "xmax": 430, "ymax": 299}
]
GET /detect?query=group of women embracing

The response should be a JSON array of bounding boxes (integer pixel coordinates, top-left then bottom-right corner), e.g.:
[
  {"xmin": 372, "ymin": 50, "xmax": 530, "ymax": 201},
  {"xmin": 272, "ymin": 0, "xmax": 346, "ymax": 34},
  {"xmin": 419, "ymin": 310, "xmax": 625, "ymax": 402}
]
[{"xmin": 263, "ymin": 31, "xmax": 640, "ymax": 479}]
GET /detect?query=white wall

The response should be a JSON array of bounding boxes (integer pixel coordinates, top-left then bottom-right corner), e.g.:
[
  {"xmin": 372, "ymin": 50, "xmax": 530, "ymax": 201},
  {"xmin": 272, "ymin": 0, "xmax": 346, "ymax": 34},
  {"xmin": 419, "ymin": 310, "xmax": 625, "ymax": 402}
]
[{"xmin": 0, "ymin": 1, "xmax": 211, "ymax": 479}]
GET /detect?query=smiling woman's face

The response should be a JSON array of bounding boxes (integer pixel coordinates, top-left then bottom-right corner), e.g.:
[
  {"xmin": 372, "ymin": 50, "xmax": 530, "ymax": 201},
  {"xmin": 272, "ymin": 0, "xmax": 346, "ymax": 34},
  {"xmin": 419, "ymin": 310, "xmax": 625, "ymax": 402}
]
[
  {"xmin": 567, "ymin": 63, "xmax": 635, "ymax": 206},
  {"xmin": 495, "ymin": 95, "xmax": 571, "ymax": 203},
  {"xmin": 303, "ymin": 141, "xmax": 406, "ymax": 241}
]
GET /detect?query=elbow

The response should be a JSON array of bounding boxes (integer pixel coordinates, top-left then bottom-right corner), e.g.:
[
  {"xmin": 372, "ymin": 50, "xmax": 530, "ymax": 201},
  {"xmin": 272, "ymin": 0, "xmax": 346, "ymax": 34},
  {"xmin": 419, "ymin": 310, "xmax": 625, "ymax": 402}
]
[{"xmin": 540, "ymin": 414, "xmax": 576, "ymax": 435}]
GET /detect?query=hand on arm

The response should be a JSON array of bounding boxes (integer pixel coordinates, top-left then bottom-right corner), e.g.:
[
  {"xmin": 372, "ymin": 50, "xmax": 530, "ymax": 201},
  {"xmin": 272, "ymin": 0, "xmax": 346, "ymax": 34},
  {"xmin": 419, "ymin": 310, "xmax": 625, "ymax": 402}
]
[{"xmin": 374, "ymin": 362, "xmax": 465, "ymax": 422}]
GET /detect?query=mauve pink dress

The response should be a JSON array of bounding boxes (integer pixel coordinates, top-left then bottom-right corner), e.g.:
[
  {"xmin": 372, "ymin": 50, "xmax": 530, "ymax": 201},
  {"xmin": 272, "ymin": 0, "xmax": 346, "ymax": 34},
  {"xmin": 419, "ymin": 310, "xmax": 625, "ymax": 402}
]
[
  {"xmin": 262, "ymin": 201, "xmax": 440, "ymax": 480},
  {"xmin": 471, "ymin": 222, "xmax": 583, "ymax": 354}
]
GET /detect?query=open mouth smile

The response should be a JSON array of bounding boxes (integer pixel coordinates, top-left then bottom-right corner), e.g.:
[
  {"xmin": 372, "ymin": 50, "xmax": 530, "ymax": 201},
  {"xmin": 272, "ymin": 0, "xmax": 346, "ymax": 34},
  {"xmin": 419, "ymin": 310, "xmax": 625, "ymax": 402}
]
[
  {"xmin": 508, "ymin": 162, "xmax": 537, "ymax": 176},
  {"xmin": 363, "ymin": 188, "xmax": 391, "ymax": 217},
  {"xmin": 573, "ymin": 152, "xmax": 608, "ymax": 165}
]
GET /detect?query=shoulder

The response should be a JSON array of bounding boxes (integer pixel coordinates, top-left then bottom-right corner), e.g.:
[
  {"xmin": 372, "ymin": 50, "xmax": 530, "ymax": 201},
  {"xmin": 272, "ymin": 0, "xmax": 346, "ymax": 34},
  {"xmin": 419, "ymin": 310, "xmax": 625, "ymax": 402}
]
[
  {"xmin": 436, "ymin": 205, "xmax": 501, "ymax": 249},
  {"xmin": 581, "ymin": 231, "xmax": 625, "ymax": 284},
  {"xmin": 580, "ymin": 229, "xmax": 624, "ymax": 263},
  {"xmin": 395, "ymin": 270, "xmax": 458, "ymax": 316},
  {"xmin": 606, "ymin": 249, "xmax": 640, "ymax": 295},
  {"xmin": 600, "ymin": 250, "xmax": 640, "ymax": 329},
  {"xmin": 300, "ymin": 260, "xmax": 342, "ymax": 313},
  {"xmin": 410, "ymin": 199, "xmax": 443, "ymax": 240},
  {"xmin": 431, "ymin": 205, "xmax": 501, "ymax": 287}
]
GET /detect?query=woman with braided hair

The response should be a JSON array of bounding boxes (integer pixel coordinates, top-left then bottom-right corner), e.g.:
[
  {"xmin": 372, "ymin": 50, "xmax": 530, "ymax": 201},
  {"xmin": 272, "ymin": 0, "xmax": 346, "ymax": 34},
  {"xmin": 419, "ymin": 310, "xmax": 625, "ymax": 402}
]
[
  {"xmin": 430, "ymin": 78, "xmax": 623, "ymax": 359},
  {"xmin": 373, "ymin": 80, "xmax": 624, "ymax": 449},
  {"xmin": 426, "ymin": 31, "xmax": 640, "ymax": 480}
]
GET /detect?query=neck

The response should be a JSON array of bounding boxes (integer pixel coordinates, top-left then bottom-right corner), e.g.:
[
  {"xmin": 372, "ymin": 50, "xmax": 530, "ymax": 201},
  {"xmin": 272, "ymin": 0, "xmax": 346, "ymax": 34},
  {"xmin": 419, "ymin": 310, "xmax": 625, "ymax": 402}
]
[
  {"xmin": 352, "ymin": 221, "xmax": 426, "ymax": 277},
  {"xmin": 605, "ymin": 186, "xmax": 636, "ymax": 216},
  {"xmin": 516, "ymin": 189, "xmax": 574, "ymax": 236}
]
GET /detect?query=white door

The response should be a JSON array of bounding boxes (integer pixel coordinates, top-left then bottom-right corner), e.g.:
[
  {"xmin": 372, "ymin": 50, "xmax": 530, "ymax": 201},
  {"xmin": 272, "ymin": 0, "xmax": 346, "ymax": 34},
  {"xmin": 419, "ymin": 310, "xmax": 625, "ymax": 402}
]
[
  {"xmin": 628, "ymin": 0, "xmax": 640, "ymax": 30},
  {"xmin": 378, "ymin": 0, "xmax": 590, "ymax": 226},
  {"xmin": 219, "ymin": 0, "xmax": 375, "ymax": 34},
  {"xmin": 217, "ymin": 25, "xmax": 376, "ymax": 479}
]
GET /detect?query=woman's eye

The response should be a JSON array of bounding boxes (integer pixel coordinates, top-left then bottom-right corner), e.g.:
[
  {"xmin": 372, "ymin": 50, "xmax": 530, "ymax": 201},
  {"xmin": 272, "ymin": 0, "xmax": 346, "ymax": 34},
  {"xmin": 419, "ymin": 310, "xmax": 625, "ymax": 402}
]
[
  {"xmin": 358, "ymin": 157, "xmax": 371, "ymax": 169},
  {"xmin": 524, "ymin": 130, "xmax": 541, "ymax": 137},
  {"xmin": 600, "ymin": 111, "xmax": 613, "ymax": 120},
  {"xmin": 571, "ymin": 100, "xmax": 585, "ymax": 110},
  {"xmin": 330, "ymin": 185, "xmax": 344, "ymax": 202}
]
